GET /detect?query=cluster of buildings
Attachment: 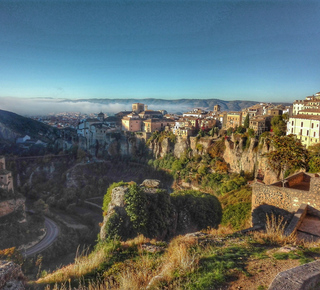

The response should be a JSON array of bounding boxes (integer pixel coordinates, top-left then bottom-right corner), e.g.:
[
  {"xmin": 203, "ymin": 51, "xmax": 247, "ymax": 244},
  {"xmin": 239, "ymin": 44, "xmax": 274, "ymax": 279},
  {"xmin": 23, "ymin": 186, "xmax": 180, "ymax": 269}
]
[
  {"xmin": 69, "ymin": 91, "xmax": 320, "ymax": 150},
  {"xmin": 75, "ymin": 101, "xmax": 293, "ymax": 150},
  {"xmin": 287, "ymin": 92, "xmax": 320, "ymax": 147},
  {"xmin": 117, "ymin": 102, "xmax": 290, "ymax": 137},
  {"xmin": 16, "ymin": 135, "xmax": 47, "ymax": 149},
  {"xmin": 31, "ymin": 112, "xmax": 84, "ymax": 129}
]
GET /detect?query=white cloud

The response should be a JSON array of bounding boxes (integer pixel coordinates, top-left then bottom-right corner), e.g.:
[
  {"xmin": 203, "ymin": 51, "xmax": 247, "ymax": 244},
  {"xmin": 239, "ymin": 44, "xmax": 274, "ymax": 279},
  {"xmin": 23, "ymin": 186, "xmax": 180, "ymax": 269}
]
[
  {"xmin": 0, "ymin": 97, "xmax": 131, "ymax": 116},
  {"xmin": 0, "ymin": 97, "xmax": 190, "ymax": 116}
]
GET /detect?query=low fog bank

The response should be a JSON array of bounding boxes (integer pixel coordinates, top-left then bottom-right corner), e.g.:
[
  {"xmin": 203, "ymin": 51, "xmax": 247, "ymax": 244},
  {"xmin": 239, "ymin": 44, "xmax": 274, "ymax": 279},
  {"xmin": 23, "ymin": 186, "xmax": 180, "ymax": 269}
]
[{"xmin": 0, "ymin": 97, "xmax": 189, "ymax": 116}]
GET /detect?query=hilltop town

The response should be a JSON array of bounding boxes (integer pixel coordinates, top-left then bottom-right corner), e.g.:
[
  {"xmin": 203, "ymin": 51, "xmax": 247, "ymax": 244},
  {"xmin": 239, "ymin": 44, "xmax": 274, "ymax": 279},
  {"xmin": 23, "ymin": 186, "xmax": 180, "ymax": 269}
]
[{"xmin": 19, "ymin": 91, "xmax": 318, "ymax": 154}]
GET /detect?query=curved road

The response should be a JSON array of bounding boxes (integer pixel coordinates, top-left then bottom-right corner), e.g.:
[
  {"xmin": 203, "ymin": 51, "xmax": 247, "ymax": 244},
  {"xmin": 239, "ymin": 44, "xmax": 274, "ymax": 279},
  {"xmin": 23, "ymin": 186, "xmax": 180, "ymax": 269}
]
[{"xmin": 24, "ymin": 217, "xmax": 59, "ymax": 257}]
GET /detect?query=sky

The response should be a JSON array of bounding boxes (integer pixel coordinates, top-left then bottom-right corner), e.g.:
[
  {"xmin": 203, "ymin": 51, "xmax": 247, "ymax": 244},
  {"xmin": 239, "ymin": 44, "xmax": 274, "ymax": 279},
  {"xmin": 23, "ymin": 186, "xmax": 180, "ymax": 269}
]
[{"xmin": 1, "ymin": 0, "xmax": 320, "ymax": 113}]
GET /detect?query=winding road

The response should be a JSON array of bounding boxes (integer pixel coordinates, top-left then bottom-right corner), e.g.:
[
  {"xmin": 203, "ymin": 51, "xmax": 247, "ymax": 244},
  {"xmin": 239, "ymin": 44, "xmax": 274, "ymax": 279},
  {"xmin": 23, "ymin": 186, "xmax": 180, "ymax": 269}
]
[{"xmin": 24, "ymin": 217, "xmax": 59, "ymax": 257}]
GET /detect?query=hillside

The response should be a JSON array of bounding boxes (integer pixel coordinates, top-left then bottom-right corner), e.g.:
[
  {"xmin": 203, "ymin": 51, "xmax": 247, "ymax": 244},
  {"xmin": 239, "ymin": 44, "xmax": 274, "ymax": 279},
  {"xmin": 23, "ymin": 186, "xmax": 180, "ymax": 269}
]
[{"xmin": 0, "ymin": 109, "xmax": 59, "ymax": 143}]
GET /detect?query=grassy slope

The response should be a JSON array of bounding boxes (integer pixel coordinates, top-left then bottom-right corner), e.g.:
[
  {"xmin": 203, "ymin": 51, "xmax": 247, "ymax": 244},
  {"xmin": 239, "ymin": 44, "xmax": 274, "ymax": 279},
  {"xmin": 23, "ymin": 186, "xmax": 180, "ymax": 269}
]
[{"xmin": 35, "ymin": 225, "xmax": 320, "ymax": 290}]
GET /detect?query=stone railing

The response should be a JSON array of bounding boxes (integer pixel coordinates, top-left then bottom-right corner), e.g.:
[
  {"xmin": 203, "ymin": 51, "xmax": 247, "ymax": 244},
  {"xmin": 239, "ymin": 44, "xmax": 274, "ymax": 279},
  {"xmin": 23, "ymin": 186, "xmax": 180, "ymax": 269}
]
[{"xmin": 269, "ymin": 260, "xmax": 320, "ymax": 289}]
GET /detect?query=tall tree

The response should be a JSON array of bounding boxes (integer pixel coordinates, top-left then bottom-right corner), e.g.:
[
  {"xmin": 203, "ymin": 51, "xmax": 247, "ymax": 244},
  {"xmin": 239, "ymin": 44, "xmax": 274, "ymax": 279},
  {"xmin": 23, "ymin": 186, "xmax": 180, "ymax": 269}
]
[
  {"xmin": 271, "ymin": 114, "xmax": 288, "ymax": 136},
  {"xmin": 263, "ymin": 135, "xmax": 308, "ymax": 179},
  {"xmin": 244, "ymin": 114, "xmax": 250, "ymax": 128}
]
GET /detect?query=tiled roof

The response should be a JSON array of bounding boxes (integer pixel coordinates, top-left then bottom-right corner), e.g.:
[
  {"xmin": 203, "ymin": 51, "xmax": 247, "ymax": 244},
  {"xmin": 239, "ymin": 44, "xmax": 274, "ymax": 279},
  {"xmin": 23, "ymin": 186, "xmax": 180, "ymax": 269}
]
[
  {"xmin": 299, "ymin": 108, "xmax": 320, "ymax": 113},
  {"xmin": 290, "ymin": 114, "xmax": 320, "ymax": 120}
]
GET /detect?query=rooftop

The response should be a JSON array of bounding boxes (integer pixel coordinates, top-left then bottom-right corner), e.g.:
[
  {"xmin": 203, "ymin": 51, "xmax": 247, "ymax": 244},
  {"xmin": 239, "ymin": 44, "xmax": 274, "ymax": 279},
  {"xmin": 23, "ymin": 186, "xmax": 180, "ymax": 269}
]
[{"xmin": 290, "ymin": 114, "xmax": 320, "ymax": 120}]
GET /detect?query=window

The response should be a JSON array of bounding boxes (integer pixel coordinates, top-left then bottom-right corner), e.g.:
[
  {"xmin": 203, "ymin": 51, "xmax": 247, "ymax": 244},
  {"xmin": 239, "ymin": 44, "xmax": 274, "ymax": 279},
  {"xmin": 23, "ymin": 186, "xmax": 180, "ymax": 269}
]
[
  {"xmin": 301, "ymin": 122, "xmax": 303, "ymax": 127},
  {"xmin": 300, "ymin": 129, "xmax": 302, "ymax": 135},
  {"xmin": 292, "ymin": 121, "xmax": 294, "ymax": 126},
  {"xmin": 307, "ymin": 130, "xmax": 309, "ymax": 136},
  {"xmin": 291, "ymin": 128, "xmax": 293, "ymax": 133}
]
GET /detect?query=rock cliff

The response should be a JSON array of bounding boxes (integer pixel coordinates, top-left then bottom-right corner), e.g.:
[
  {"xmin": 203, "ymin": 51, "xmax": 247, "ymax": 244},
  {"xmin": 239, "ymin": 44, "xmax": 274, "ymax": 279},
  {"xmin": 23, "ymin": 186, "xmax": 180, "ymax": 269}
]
[
  {"xmin": 147, "ymin": 134, "xmax": 279, "ymax": 185},
  {"xmin": 100, "ymin": 179, "xmax": 222, "ymax": 241},
  {"xmin": 0, "ymin": 260, "xmax": 26, "ymax": 290},
  {"xmin": 223, "ymin": 135, "xmax": 278, "ymax": 184},
  {"xmin": 0, "ymin": 198, "xmax": 26, "ymax": 222}
]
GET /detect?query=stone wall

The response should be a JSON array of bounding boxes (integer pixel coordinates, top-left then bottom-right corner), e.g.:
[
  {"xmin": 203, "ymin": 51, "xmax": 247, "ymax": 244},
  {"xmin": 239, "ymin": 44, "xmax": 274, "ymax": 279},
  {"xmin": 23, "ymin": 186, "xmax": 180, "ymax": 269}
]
[{"xmin": 252, "ymin": 181, "xmax": 320, "ymax": 213}]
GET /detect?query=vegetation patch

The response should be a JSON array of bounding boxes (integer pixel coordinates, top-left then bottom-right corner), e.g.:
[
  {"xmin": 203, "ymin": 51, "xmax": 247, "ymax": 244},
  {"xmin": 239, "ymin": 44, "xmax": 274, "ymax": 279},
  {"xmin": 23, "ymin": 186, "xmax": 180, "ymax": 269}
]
[
  {"xmin": 171, "ymin": 190, "xmax": 222, "ymax": 231},
  {"xmin": 219, "ymin": 186, "xmax": 252, "ymax": 230}
]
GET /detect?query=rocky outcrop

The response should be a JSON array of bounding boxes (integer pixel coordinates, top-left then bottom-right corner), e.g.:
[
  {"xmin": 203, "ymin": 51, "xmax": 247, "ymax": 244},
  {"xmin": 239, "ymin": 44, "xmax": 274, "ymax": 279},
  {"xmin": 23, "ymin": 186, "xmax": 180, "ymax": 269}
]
[
  {"xmin": 0, "ymin": 198, "xmax": 26, "ymax": 222},
  {"xmin": 100, "ymin": 179, "xmax": 221, "ymax": 241},
  {"xmin": 223, "ymin": 135, "xmax": 278, "ymax": 185},
  {"xmin": 0, "ymin": 260, "xmax": 26, "ymax": 290}
]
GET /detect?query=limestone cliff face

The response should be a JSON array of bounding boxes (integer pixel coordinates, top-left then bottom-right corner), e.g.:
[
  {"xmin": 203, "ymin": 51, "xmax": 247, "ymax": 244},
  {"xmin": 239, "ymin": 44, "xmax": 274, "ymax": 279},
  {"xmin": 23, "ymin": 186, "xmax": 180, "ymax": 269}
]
[
  {"xmin": 148, "ymin": 136, "xmax": 190, "ymax": 159},
  {"xmin": 83, "ymin": 133, "xmax": 148, "ymax": 158},
  {"xmin": 0, "ymin": 198, "xmax": 26, "ymax": 222},
  {"xmin": 0, "ymin": 260, "xmax": 26, "ymax": 290},
  {"xmin": 147, "ymin": 133, "xmax": 279, "ymax": 185},
  {"xmin": 223, "ymin": 136, "xmax": 278, "ymax": 185}
]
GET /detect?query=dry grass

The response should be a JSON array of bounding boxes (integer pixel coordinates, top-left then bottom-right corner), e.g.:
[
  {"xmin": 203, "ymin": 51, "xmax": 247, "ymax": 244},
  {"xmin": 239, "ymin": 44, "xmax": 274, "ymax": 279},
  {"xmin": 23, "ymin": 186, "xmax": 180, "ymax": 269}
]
[
  {"xmin": 116, "ymin": 254, "xmax": 159, "ymax": 290},
  {"xmin": 121, "ymin": 234, "xmax": 156, "ymax": 248},
  {"xmin": 205, "ymin": 225, "xmax": 235, "ymax": 236},
  {"xmin": 253, "ymin": 214, "xmax": 296, "ymax": 245},
  {"xmin": 148, "ymin": 235, "xmax": 199, "ymax": 287},
  {"xmin": 44, "ymin": 278, "xmax": 112, "ymax": 290},
  {"xmin": 37, "ymin": 244, "xmax": 114, "ymax": 285}
]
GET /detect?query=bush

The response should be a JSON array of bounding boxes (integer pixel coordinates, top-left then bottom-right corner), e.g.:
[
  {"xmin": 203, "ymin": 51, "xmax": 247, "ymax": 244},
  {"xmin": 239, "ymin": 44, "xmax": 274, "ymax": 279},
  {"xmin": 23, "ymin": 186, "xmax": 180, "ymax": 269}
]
[
  {"xmin": 171, "ymin": 190, "xmax": 222, "ymax": 230},
  {"xmin": 124, "ymin": 183, "xmax": 148, "ymax": 235},
  {"xmin": 221, "ymin": 203, "xmax": 251, "ymax": 230}
]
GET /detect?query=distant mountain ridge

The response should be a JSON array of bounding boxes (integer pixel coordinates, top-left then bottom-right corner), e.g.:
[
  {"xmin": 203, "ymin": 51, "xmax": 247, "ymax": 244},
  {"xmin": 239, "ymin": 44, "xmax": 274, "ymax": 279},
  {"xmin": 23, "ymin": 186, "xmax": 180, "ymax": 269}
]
[
  {"xmin": 0, "ymin": 109, "xmax": 59, "ymax": 143},
  {"xmin": 65, "ymin": 98, "xmax": 290, "ymax": 114}
]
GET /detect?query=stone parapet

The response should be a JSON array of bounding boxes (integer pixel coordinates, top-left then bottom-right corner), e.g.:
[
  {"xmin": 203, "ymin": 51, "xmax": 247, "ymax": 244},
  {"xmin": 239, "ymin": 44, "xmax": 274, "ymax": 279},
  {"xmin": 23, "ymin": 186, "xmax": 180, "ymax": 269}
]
[
  {"xmin": 252, "ymin": 181, "xmax": 320, "ymax": 213},
  {"xmin": 269, "ymin": 260, "xmax": 320, "ymax": 290}
]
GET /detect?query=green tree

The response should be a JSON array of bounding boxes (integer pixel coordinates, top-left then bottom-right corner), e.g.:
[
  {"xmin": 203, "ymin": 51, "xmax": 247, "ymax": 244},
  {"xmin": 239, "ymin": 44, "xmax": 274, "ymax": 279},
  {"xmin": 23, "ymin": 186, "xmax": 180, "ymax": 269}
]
[
  {"xmin": 236, "ymin": 126, "xmax": 246, "ymax": 134},
  {"xmin": 244, "ymin": 114, "xmax": 250, "ymax": 128},
  {"xmin": 34, "ymin": 199, "xmax": 48, "ymax": 215},
  {"xmin": 263, "ymin": 135, "xmax": 308, "ymax": 179},
  {"xmin": 308, "ymin": 143, "xmax": 320, "ymax": 173},
  {"xmin": 198, "ymin": 129, "xmax": 205, "ymax": 137},
  {"xmin": 271, "ymin": 115, "xmax": 287, "ymax": 136}
]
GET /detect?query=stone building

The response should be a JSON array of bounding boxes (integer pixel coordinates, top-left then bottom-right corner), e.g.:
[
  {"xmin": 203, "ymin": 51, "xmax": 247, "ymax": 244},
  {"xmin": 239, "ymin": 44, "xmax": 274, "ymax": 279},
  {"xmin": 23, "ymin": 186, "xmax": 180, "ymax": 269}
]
[
  {"xmin": 138, "ymin": 110, "xmax": 164, "ymax": 119},
  {"xmin": 142, "ymin": 119, "xmax": 174, "ymax": 133},
  {"xmin": 249, "ymin": 115, "xmax": 272, "ymax": 135},
  {"xmin": 132, "ymin": 103, "xmax": 145, "ymax": 114},
  {"xmin": 225, "ymin": 111, "xmax": 242, "ymax": 129},
  {"xmin": 0, "ymin": 156, "xmax": 13, "ymax": 192},
  {"xmin": 287, "ymin": 114, "xmax": 320, "ymax": 147},
  {"xmin": 122, "ymin": 114, "xmax": 142, "ymax": 132}
]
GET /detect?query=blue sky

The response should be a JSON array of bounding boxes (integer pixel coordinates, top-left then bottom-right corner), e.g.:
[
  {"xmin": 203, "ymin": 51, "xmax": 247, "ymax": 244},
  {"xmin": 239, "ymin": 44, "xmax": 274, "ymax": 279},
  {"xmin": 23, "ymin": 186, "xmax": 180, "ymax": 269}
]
[{"xmin": 1, "ymin": 0, "xmax": 320, "ymax": 103}]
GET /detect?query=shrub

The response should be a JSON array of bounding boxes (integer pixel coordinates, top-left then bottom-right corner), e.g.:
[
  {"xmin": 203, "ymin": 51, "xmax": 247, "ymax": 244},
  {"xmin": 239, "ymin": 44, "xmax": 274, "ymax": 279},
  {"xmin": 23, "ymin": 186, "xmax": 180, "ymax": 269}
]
[
  {"xmin": 221, "ymin": 202, "xmax": 251, "ymax": 230},
  {"xmin": 124, "ymin": 183, "xmax": 148, "ymax": 235},
  {"xmin": 171, "ymin": 190, "xmax": 222, "ymax": 230}
]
